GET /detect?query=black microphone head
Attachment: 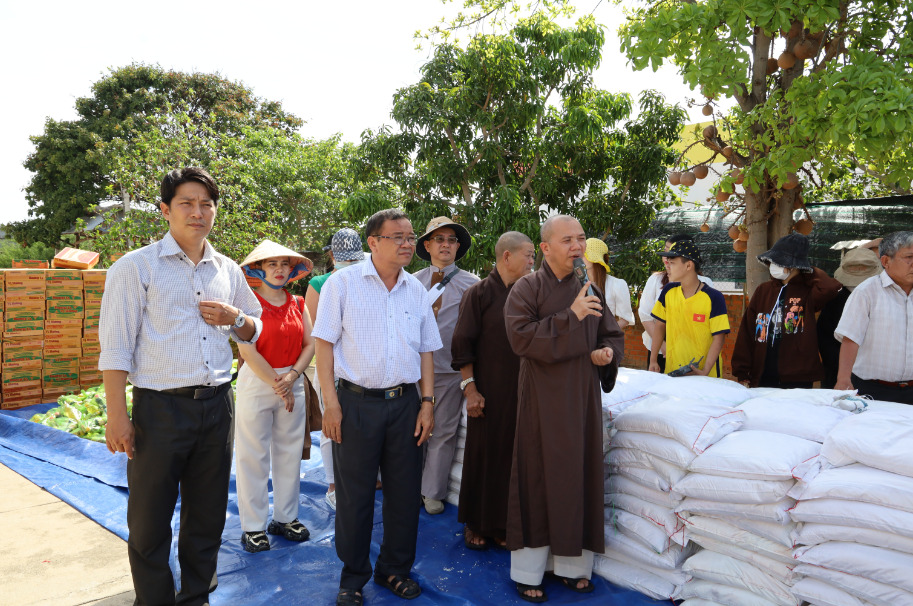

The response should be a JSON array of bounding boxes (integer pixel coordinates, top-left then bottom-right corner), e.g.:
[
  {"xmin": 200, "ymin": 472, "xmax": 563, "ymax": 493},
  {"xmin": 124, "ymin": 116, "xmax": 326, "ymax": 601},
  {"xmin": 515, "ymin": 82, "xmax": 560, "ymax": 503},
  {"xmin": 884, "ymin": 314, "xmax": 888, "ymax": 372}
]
[{"xmin": 572, "ymin": 257, "xmax": 588, "ymax": 285}]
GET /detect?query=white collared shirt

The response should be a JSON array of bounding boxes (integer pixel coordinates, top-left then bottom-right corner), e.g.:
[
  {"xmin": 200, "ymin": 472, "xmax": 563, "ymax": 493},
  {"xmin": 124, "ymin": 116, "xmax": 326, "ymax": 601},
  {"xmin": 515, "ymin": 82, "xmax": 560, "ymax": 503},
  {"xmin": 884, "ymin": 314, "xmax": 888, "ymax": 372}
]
[
  {"xmin": 835, "ymin": 271, "xmax": 913, "ymax": 381},
  {"xmin": 311, "ymin": 259, "xmax": 443, "ymax": 389},
  {"xmin": 99, "ymin": 232, "xmax": 263, "ymax": 389}
]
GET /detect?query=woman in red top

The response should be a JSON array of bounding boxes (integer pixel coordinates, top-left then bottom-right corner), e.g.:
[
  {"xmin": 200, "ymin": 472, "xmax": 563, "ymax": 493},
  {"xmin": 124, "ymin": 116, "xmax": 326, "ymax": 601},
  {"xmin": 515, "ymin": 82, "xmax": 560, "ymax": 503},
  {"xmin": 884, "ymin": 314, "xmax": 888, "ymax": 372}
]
[{"xmin": 236, "ymin": 240, "xmax": 315, "ymax": 553}]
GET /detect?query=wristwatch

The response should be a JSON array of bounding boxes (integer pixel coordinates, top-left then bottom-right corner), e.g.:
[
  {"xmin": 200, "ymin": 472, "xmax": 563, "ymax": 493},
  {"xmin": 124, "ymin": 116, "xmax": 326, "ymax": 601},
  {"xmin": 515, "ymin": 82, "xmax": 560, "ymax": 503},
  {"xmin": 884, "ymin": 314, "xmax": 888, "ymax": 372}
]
[
  {"xmin": 421, "ymin": 396, "xmax": 436, "ymax": 407},
  {"xmin": 233, "ymin": 310, "xmax": 246, "ymax": 328},
  {"xmin": 460, "ymin": 377, "xmax": 475, "ymax": 391}
]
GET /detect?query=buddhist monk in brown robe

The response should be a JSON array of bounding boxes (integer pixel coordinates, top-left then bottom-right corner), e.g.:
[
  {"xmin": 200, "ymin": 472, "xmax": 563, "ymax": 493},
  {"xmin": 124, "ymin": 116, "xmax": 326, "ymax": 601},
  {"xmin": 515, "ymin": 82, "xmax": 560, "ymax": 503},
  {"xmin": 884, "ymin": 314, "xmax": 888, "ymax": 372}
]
[
  {"xmin": 450, "ymin": 231, "xmax": 536, "ymax": 551},
  {"xmin": 504, "ymin": 215, "xmax": 624, "ymax": 603}
]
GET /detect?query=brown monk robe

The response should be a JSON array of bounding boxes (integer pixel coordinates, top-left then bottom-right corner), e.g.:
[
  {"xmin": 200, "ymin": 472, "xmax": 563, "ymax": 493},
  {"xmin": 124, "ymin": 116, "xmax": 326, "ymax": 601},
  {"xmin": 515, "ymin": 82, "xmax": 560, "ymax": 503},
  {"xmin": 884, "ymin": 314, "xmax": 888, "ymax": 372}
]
[
  {"xmin": 504, "ymin": 216, "xmax": 623, "ymax": 600},
  {"xmin": 450, "ymin": 232, "xmax": 536, "ymax": 550}
]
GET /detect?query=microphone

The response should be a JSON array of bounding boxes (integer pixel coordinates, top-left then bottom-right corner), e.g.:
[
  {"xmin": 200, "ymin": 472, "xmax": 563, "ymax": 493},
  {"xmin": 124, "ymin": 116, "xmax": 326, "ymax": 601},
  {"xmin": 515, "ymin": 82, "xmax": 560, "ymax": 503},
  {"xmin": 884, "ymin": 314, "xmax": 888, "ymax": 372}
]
[{"xmin": 572, "ymin": 258, "xmax": 596, "ymax": 297}]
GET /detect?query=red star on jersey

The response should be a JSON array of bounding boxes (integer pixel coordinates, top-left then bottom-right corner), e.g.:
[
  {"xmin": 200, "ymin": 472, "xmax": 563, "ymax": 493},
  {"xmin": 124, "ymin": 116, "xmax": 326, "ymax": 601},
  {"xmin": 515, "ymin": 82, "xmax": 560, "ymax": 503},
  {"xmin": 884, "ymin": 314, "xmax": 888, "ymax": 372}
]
[{"xmin": 693, "ymin": 313, "xmax": 706, "ymax": 323}]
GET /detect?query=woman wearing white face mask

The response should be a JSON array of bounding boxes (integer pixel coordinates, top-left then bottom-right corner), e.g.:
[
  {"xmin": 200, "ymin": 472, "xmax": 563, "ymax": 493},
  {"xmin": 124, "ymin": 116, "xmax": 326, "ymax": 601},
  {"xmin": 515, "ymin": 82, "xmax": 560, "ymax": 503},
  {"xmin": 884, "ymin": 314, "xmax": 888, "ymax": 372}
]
[{"xmin": 731, "ymin": 234, "xmax": 843, "ymax": 388}]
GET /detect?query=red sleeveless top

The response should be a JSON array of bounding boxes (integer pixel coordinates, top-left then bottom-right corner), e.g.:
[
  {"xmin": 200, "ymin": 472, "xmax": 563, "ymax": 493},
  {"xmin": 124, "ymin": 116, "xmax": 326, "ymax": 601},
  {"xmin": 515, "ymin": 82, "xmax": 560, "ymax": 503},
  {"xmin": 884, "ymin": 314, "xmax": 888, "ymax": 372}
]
[{"xmin": 254, "ymin": 291, "xmax": 305, "ymax": 368}]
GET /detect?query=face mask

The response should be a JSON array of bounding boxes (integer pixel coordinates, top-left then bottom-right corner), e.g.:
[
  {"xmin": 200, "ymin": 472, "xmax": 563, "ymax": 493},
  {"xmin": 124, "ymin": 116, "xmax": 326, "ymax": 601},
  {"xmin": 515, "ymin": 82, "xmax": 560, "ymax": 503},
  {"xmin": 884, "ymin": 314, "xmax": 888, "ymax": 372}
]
[{"xmin": 769, "ymin": 262, "xmax": 790, "ymax": 281}]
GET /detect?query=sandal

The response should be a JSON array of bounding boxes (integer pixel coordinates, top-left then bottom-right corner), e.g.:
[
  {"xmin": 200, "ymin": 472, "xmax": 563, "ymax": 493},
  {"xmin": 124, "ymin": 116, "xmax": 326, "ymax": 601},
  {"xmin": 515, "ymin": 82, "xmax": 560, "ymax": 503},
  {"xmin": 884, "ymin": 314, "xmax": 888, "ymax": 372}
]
[
  {"xmin": 336, "ymin": 589, "xmax": 363, "ymax": 606},
  {"xmin": 554, "ymin": 575, "xmax": 594, "ymax": 593},
  {"xmin": 373, "ymin": 573, "xmax": 421, "ymax": 599},
  {"xmin": 516, "ymin": 582, "xmax": 548, "ymax": 603},
  {"xmin": 463, "ymin": 526, "xmax": 488, "ymax": 551}
]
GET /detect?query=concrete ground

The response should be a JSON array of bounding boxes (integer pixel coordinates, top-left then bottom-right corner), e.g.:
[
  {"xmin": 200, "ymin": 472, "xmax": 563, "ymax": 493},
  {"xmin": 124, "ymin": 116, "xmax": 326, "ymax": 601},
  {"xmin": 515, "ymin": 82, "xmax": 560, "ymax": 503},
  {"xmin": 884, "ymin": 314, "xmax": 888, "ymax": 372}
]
[{"xmin": 0, "ymin": 464, "xmax": 134, "ymax": 606}]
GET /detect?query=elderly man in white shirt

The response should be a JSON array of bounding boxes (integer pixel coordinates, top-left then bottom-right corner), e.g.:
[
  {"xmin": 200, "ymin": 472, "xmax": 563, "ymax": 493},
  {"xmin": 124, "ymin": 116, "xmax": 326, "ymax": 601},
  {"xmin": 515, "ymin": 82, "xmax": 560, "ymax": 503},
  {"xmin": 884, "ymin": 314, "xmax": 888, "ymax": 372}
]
[
  {"xmin": 100, "ymin": 167, "xmax": 263, "ymax": 606},
  {"xmin": 835, "ymin": 231, "xmax": 913, "ymax": 404},
  {"xmin": 313, "ymin": 208, "xmax": 441, "ymax": 606}
]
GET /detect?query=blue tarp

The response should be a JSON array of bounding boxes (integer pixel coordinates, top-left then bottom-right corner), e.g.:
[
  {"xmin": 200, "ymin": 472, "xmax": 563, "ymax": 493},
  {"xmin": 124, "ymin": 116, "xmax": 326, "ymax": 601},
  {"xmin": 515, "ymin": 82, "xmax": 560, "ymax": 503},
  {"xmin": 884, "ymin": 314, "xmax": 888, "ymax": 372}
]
[{"xmin": 0, "ymin": 404, "xmax": 663, "ymax": 605}]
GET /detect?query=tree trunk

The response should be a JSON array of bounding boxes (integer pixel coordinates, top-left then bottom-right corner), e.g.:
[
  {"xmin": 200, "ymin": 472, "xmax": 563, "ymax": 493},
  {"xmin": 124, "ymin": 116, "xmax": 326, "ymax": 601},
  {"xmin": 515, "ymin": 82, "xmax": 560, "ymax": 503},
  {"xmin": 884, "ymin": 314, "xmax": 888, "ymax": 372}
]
[{"xmin": 744, "ymin": 192, "xmax": 770, "ymax": 298}]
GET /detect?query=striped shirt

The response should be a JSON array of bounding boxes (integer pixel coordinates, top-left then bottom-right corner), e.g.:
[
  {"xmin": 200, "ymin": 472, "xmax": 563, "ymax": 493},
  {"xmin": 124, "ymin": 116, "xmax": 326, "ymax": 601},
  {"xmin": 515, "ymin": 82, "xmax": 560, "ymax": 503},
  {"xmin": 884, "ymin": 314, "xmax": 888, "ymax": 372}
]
[
  {"xmin": 312, "ymin": 259, "xmax": 442, "ymax": 389},
  {"xmin": 99, "ymin": 232, "xmax": 263, "ymax": 389},
  {"xmin": 835, "ymin": 271, "xmax": 913, "ymax": 381}
]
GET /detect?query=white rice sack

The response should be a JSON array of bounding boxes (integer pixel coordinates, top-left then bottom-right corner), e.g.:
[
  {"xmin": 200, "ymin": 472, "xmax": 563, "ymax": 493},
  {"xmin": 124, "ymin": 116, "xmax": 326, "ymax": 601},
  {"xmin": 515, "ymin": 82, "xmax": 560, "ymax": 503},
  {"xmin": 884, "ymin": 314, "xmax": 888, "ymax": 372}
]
[
  {"xmin": 688, "ymin": 430, "xmax": 820, "ymax": 481},
  {"xmin": 445, "ymin": 491, "xmax": 459, "ymax": 506},
  {"xmin": 747, "ymin": 388, "xmax": 856, "ymax": 405},
  {"xmin": 614, "ymin": 366, "xmax": 673, "ymax": 392},
  {"xmin": 679, "ymin": 601, "xmax": 728, "ymax": 606},
  {"xmin": 448, "ymin": 462, "xmax": 462, "ymax": 485},
  {"xmin": 678, "ymin": 579, "xmax": 779, "ymax": 606},
  {"xmin": 794, "ymin": 563, "xmax": 913, "ymax": 606},
  {"xmin": 608, "ymin": 492, "xmax": 684, "ymax": 541},
  {"xmin": 725, "ymin": 517, "xmax": 795, "ymax": 549},
  {"xmin": 685, "ymin": 537, "xmax": 794, "ymax": 586},
  {"xmin": 601, "ymin": 387, "xmax": 650, "ymax": 421},
  {"xmin": 790, "ymin": 498, "xmax": 913, "ymax": 539},
  {"xmin": 795, "ymin": 542, "xmax": 913, "ymax": 594},
  {"xmin": 683, "ymin": 550, "xmax": 798, "ymax": 606},
  {"xmin": 606, "ymin": 475, "xmax": 679, "ymax": 509},
  {"xmin": 607, "ymin": 448, "xmax": 687, "ymax": 486},
  {"xmin": 789, "ymin": 463, "xmax": 913, "ymax": 513},
  {"xmin": 791, "ymin": 577, "xmax": 875, "ymax": 606},
  {"xmin": 820, "ymin": 407, "xmax": 913, "ymax": 473},
  {"xmin": 603, "ymin": 529, "xmax": 695, "ymax": 570},
  {"xmin": 683, "ymin": 516, "xmax": 795, "ymax": 568},
  {"xmin": 453, "ymin": 447, "xmax": 464, "ymax": 464},
  {"xmin": 609, "ymin": 464, "xmax": 672, "ymax": 492},
  {"xmin": 612, "ymin": 430, "xmax": 697, "ymax": 468},
  {"xmin": 613, "ymin": 394, "xmax": 745, "ymax": 453},
  {"xmin": 793, "ymin": 522, "xmax": 913, "ymax": 555},
  {"xmin": 672, "ymin": 473, "xmax": 794, "ymax": 505},
  {"xmin": 677, "ymin": 497, "xmax": 795, "ymax": 524},
  {"xmin": 646, "ymin": 375, "xmax": 750, "ymax": 405},
  {"xmin": 737, "ymin": 397, "xmax": 851, "ymax": 443},
  {"xmin": 608, "ymin": 507, "xmax": 673, "ymax": 553},
  {"xmin": 592, "ymin": 554, "xmax": 680, "ymax": 601}
]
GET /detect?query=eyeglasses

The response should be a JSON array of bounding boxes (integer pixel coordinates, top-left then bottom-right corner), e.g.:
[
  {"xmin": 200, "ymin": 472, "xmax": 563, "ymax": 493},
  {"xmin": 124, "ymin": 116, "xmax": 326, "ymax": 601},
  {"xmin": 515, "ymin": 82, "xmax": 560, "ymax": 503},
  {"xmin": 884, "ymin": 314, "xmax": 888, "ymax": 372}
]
[
  {"xmin": 372, "ymin": 234, "xmax": 417, "ymax": 246},
  {"xmin": 431, "ymin": 235, "xmax": 459, "ymax": 244}
]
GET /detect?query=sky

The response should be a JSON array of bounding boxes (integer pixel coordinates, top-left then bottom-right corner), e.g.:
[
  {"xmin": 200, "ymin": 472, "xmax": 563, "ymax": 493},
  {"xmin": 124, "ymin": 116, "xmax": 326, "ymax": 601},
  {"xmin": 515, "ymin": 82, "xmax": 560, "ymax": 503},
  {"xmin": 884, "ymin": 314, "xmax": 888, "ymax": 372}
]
[{"xmin": 0, "ymin": 0, "xmax": 716, "ymax": 225}]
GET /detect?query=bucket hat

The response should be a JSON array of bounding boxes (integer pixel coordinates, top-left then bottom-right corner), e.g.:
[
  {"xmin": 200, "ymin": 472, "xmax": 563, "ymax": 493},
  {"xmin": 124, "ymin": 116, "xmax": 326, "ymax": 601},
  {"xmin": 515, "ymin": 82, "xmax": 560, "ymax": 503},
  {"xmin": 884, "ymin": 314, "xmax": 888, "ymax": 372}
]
[
  {"xmin": 416, "ymin": 216, "xmax": 472, "ymax": 262},
  {"xmin": 584, "ymin": 238, "xmax": 610, "ymax": 273},
  {"xmin": 658, "ymin": 239, "xmax": 703, "ymax": 266},
  {"xmin": 331, "ymin": 228, "xmax": 365, "ymax": 262},
  {"xmin": 757, "ymin": 234, "xmax": 812, "ymax": 273},
  {"xmin": 835, "ymin": 246, "xmax": 882, "ymax": 287},
  {"xmin": 240, "ymin": 240, "xmax": 313, "ymax": 289}
]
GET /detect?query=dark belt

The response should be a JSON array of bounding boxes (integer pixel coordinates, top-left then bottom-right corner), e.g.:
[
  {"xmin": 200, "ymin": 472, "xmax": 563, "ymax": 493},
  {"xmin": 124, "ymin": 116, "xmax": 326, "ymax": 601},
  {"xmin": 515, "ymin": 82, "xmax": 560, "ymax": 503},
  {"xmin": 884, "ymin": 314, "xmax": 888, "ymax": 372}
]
[
  {"xmin": 338, "ymin": 378, "xmax": 410, "ymax": 400},
  {"xmin": 872, "ymin": 379, "xmax": 913, "ymax": 389},
  {"xmin": 155, "ymin": 381, "xmax": 232, "ymax": 400}
]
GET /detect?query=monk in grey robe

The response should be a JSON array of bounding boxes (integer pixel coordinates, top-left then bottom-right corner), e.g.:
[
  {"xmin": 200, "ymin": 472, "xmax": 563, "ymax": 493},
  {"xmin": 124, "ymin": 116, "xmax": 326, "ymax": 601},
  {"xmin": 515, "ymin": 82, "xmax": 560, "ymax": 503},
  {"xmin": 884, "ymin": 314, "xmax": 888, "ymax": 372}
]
[{"xmin": 504, "ymin": 215, "xmax": 624, "ymax": 602}]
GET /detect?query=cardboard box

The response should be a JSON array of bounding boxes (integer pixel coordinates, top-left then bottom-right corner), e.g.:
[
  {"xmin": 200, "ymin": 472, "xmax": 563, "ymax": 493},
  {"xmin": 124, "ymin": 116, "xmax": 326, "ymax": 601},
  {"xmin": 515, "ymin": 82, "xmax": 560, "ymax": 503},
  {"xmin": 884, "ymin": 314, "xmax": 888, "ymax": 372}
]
[
  {"xmin": 2, "ymin": 367, "xmax": 42, "ymax": 387},
  {"xmin": 44, "ymin": 337, "xmax": 81, "ymax": 349},
  {"xmin": 5, "ymin": 288, "xmax": 45, "ymax": 298},
  {"xmin": 79, "ymin": 370, "xmax": 103, "ymax": 382},
  {"xmin": 45, "ymin": 318, "xmax": 82, "ymax": 329},
  {"xmin": 79, "ymin": 360, "xmax": 100, "ymax": 373},
  {"xmin": 83, "ymin": 318, "xmax": 100, "ymax": 330},
  {"xmin": 11, "ymin": 260, "xmax": 50, "ymax": 269},
  {"xmin": 45, "ymin": 355, "xmax": 80, "ymax": 366},
  {"xmin": 3, "ymin": 320, "xmax": 44, "ymax": 339},
  {"xmin": 2, "ymin": 358, "xmax": 43, "ymax": 371},
  {"xmin": 81, "ymin": 270, "xmax": 107, "ymax": 285},
  {"xmin": 46, "ymin": 301, "xmax": 84, "ymax": 314},
  {"xmin": 83, "ymin": 289, "xmax": 104, "ymax": 301},
  {"xmin": 5, "ymin": 309, "xmax": 45, "ymax": 322},
  {"xmin": 52, "ymin": 247, "xmax": 100, "ymax": 270},
  {"xmin": 4, "ymin": 269, "xmax": 46, "ymax": 288},
  {"xmin": 43, "ymin": 368, "xmax": 80, "ymax": 385},
  {"xmin": 46, "ymin": 269, "xmax": 82, "ymax": 280},
  {"xmin": 46, "ymin": 280, "xmax": 84, "ymax": 292},
  {"xmin": 42, "ymin": 346, "xmax": 81, "ymax": 358},
  {"xmin": 43, "ymin": 385, "xmax": 79, "ymax": 399},
  {"xmin": 46, "ymin": 290, "xmax": 84, "ymax": 301},
  {"xmin": 4, "ymin": 298, "xmax": 46, "ymax": 311},
  {"xmin": 44, "ymin": 327, "xmax": 82, "ymax": 339},
  {"xmin": 3, "ymin": 348, "xmax": 43, "ymax": 365},
  {"xmin": 82, "ymin": 343, "xmax": 102, "ymax": 355},
  {"xmin": 84, "ymin": 309, "xmax": 101, "ymax": 321}
]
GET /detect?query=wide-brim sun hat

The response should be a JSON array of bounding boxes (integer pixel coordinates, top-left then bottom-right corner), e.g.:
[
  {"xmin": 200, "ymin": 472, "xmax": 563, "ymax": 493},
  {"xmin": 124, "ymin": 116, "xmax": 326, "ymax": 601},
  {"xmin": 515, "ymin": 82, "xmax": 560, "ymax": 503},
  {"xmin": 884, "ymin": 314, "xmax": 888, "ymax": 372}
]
[
  {"xmin": 416, "ymin": 216, "xmax": 472, "ymax": 262},
  {"xmin": 584, "ymin": 238, "xmax": 610, "ymax": 273},
  {"xmin": 757, "ymin": 233, "xmax": 812, "ymax": 273},
  {"xmin": 331, "ymin": 228, "xmax": 365, "ymax": 262},
  {"xmin": 240, "ymin": 240, "xmax": 313, "ymax": 288},
  {"xmin": 835, "ymin": 246, "xmax": 883, "ymax": 287}
]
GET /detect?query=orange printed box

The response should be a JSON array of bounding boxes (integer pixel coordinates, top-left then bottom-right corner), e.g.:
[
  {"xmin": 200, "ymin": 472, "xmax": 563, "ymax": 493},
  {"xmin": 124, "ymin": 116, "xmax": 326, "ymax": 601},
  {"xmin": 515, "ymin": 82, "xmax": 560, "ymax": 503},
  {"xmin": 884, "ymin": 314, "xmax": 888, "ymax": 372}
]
[
  {"xmin": 46, "ymin": 302, "xmax": 84, "ymax": 315},
  {"xmin": 46, "ymin": 280, "xmax": 84, "ymax": 292},
  {"xmin": 5, "ymin": 309, "xmax": 45, "ymax": 322},
  {"xmin": 3, "ymin": 347, "xmax": 43, "ymax": 364},
  {"xmin": 2, "ymin": 358, "xmax": 43, "ymax": 371},
  {"xmin": 81, "ymin": 270, "xmax": 107, "ymax": 284},
  {"xmin": 52, "ymin": 247, "xmax": 100, "ymax": 270},
  {"xmin": 45, "ymin": 337, "xmax": 81, "ymax": 349},
  {"xmin": 83, "ymin": 290, "xmax": 104, "ymax": 302},
  {"xmin": 11, "ymin": 260, "xmax": 50, "ymax": 269},
  {"xmin": 45, "ymin": 328, "xmax": 82, "ymax": 339},
  {"xmin": 83, "ymin": 317, "xmax": 100, "ymax": 329},
  {"xmin": 2, "ymin": 367, "xmax": 42, "ymax": 386},
  {"xmin": 84, "ymin": 310, "xmax": 101, "ymax": 321},
  {"xmin": 44, "ymin": 355, "xmax": 80, "ymax": 366},
  {"xmin": 43, "ymin": 386, "xmax": 79, "ymax": 400},
  {"xmin": 42, "ymin": 368, "xmax": 80, "ymax": 384},
  {"xmin": 46, "ymin": 269, "xmax": 82, "ymax": 280},
  {"xmin": 45, "ymin": 318, "xmax": 82, "ymax": 328},
  {"xmin": 79, "ymin": 361, "xmax": 100, "ymax": 373},
  {"xmin": 42, "ymin": 346, "xmax": 82, "ymax": 358},
  {"xmin": 4, "ymin": 298, "xmax": 45, "ymax": 311},
  {"xmin": 82, "ymin": 343, "xmax": 102, "ymax": 355},
  {"xmin": 82, "ymin": 334, "xmax": 100, "ymax": 346},
  {"xmin": 47, "ymin": 290, "xmax": 84, "ymax": 302},
  {"xmin": 4, "ymin": 270, "xmax": 47, "ymax": 288}
]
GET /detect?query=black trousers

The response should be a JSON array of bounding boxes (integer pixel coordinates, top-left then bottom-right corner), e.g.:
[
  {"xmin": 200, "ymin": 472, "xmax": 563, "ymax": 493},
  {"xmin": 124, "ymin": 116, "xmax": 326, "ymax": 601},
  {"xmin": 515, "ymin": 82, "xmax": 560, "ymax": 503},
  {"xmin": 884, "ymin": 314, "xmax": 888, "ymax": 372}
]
[
  {"xmin": 127, "ymin": 384, "xmax": 234, "ymax": 606},
  {"xmin": 853, "ymin": 374, "xmax": 913, "ymax": 405},
  {"xmin": 333, "ymin": 383, "xmax": 423, "ymax": 591}
]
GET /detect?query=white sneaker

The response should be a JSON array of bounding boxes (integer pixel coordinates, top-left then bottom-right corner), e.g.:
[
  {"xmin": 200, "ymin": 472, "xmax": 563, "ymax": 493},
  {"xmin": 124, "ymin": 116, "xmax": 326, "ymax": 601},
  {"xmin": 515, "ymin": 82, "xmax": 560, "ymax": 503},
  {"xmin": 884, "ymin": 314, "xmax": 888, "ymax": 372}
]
[
  {"xmin": 325, "ymin": 489, "xmax": 337, "ymax": 511},
  {"xmin": 422, "ymin": 495, "xmax": 444, "ymax": 515}
]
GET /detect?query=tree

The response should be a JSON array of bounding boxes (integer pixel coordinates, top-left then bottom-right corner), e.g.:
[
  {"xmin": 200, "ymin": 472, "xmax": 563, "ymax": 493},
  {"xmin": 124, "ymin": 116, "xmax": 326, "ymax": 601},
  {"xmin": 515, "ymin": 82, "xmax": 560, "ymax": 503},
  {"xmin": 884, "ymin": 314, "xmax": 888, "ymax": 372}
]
[
  {"xmin": 14, "ymin": 63, "xmax": 301, "ymax": 247},
  {"xmin": 347, "ymin": 13, "xmax": 686, "ymax": 285},
  {"xmin": 617, "ymin": 0, "xmax": 913, "ymax": 293}
]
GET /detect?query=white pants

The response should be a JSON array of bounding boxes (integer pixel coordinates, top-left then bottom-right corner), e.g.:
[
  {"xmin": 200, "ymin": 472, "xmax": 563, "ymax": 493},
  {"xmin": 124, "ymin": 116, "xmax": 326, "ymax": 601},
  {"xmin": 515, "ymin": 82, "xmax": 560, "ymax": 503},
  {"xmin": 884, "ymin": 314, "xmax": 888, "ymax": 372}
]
[
  {"xmin": 510, "ymin": 546, "xmax": 594, "ymax": 586},
  {"xmin": 313, "ymin": 368, "xmax": 335, "ymax": 485},
  {"xmin": 235, "ymin": 363, "xmax": 307, "ymax": 532}
]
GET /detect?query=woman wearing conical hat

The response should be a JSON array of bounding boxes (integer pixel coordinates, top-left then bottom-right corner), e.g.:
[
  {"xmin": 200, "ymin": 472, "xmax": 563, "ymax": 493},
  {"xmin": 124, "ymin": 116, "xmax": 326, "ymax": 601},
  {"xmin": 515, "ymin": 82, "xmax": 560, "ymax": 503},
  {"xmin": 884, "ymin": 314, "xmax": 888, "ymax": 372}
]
[{"xmin": 235, "ymin": 239, "xmax": 316, "ymax": 553}]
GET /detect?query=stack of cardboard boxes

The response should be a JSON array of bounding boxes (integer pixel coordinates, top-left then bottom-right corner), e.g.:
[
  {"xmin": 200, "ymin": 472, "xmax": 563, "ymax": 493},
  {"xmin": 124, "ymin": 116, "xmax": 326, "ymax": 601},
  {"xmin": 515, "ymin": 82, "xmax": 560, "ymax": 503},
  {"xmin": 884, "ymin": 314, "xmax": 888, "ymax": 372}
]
[{"xmin": 0, "ymin": 267, "xmax": 107, "ymax": 409}]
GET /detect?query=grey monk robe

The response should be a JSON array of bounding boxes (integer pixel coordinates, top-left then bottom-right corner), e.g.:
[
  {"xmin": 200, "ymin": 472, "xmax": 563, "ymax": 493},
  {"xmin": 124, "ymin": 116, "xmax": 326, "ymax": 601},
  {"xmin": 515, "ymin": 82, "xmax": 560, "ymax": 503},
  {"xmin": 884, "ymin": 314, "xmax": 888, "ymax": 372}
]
[{"xmin": 504, "ymin": 260, "xmax": 624, "ymax": 556}]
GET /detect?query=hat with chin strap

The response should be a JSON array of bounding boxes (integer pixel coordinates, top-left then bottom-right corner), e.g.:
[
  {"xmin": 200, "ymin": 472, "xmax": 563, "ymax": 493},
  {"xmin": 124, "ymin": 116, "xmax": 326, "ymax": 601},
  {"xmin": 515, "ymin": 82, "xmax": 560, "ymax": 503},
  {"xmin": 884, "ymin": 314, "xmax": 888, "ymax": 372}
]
[
  {"xmin": 240, "ymin": 240, "xmax": 313, "ymax": 289},
  {"xmin": 416, "ymin": 216, "xmax": 472, "ymax": 262}
]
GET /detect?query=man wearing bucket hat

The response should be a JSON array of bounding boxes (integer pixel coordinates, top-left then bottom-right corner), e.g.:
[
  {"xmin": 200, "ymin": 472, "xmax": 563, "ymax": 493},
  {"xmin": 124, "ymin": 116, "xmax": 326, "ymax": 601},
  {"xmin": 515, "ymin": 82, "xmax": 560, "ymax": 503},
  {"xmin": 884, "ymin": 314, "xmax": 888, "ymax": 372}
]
[
  {"xmin": 413, "ymin": 216, "xmax": 479, "ymax": 515},
  {"xmin": 835, "ymin": 232, "xmax": 913, "ymax": 403},
  {"xmin": 100, "ymin": 167, "xmax": 263, "ymax": 605},
  {"xmin": 732, "ymin": 233, "xmax": 841, "ymax": 388},
  {"xmin": 235, "ymin": 240, "xmax": 319, "ymax": 553},
  {"xmin": 817, "ymin": 247, "xmax": 883, "ymax": 388},
  {"xmin": 304, "ymin": 228, "xmax": 367, "ymax": 510}
]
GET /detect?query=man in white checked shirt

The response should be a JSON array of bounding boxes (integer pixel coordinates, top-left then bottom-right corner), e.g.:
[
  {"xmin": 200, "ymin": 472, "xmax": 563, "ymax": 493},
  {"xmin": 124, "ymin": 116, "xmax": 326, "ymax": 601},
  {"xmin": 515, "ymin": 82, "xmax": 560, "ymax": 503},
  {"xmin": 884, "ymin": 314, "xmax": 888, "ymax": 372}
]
[
  {"xmin": 312, "ymin": 208, "xmax": 441, "ymax": 606},
  {"xmin": 835, "ymin": 231, "xmax": 913, "ymax": 404},
  {"xmin": 100, "ymin": 167, "xmax": 263, "ymax": 606}
]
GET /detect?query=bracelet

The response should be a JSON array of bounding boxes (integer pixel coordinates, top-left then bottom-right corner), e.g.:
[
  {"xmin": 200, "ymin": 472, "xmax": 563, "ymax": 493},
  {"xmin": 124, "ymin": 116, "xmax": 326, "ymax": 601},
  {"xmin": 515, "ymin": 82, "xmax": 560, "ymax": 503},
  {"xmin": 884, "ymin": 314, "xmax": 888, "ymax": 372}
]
[{"xmin": 289, "ymin": 368, "xmax": 301, "ymax": 378}]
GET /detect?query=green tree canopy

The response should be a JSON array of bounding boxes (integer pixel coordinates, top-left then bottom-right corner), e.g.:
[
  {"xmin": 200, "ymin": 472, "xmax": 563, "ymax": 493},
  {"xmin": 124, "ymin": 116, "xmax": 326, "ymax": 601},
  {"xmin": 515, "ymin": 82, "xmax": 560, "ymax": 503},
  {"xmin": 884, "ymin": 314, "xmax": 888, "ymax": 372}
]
[
  {"xmin": 617, "ymin": 0, "xmax": 913, "ymax": 292},
  {"xmin": 348, "ymin": 13, "xmax": 686, "ymax": 287}
]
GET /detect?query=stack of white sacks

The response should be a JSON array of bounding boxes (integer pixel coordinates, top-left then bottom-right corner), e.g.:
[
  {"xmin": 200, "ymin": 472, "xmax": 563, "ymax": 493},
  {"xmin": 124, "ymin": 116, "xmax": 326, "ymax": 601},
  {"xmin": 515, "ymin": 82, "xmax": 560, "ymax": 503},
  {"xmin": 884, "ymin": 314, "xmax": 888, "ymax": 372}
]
[
  {"xmin": 673, "ymin": 388, "xmax": 855, "ymax": 606},
  {"xmin": 445, "ymin": 407, "xmax": 468, "ymax": 507},
  {"xmin": 595, "ymin": 371, "xmax": 752, "ymax": 600},
  {"xmin": 789, "ymin": 404, "xmax": 913, "ymax": 606}
]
